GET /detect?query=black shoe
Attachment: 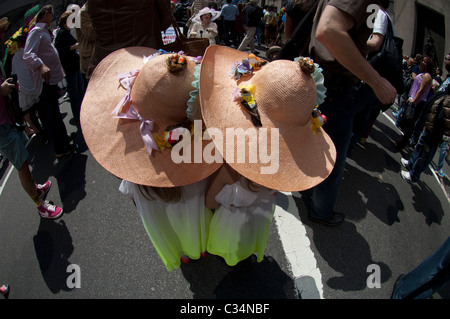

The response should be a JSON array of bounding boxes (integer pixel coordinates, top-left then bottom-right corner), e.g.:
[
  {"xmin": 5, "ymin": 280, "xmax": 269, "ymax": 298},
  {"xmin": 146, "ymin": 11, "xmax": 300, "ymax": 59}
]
[
  {"xmin": 308, "ymin": 212, "xmax": 345, "ymax": 227},
  {"xmin": 56, "ymin": 144, "xmax": 76, "ymax": 158},
  {"xmin": 252, "ymin": 50, "xmax": 260, "ymax": 55}
]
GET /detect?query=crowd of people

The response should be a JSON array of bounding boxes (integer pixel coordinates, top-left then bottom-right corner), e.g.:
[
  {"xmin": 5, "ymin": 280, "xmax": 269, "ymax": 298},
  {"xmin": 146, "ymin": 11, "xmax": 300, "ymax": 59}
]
[
  {"xmin": 1, "ymin": 0, "xmax": 449, "ymax": 300},
  {"xmin": 175, "ymin": 0, "xmax": 286, "ymax": 55}
]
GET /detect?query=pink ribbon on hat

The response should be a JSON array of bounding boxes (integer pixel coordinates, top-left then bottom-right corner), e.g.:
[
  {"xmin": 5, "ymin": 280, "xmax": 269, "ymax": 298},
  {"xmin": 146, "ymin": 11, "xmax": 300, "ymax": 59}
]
[{"xmin": 112, "ymin": 70, "xmax": 160, "ymax": 156}]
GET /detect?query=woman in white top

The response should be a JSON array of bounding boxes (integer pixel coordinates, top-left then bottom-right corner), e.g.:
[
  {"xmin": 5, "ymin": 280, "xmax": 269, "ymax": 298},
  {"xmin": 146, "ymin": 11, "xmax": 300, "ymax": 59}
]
[
  {"xmin": 12, "ymin": 34, "xmax": 43, "ymax": 135},
  {"xmin": 188, "ymin": 7, "xmax": 219, "ymax": 45}
]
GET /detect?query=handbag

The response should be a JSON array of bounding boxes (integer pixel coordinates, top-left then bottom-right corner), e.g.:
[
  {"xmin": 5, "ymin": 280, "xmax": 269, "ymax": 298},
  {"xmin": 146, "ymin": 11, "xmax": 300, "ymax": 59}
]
[
  {"xmin": 368, "ymin": 14, "xmax": 404, "ymax": 95},
  {"xmin": 163, "ymin": 16, "xmax": 210, "ymax": 57},
  {"xmin": 275, "ymin": 1, "xmax": 319, "ymax": 61}
]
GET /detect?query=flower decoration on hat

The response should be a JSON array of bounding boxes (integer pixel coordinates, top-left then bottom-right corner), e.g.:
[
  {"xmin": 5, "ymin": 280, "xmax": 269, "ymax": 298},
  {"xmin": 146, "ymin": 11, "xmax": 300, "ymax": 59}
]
[
  {"xmin": 167, "ymin": 52, "xmax": 188, "ymax": 72},
  {"xmin": 229, "ymin": 54, "xmax": 268, "ymax": 80},
  {"xmin": 248, "ymin": 53, "xmax": 267, "ymax": 69},
  {"xmin": 152, "ymin": 118, "xmax": 194, "ymax": 151},
  {"xmin": 234, "ymin": 84, "xmax": 262, "ymax": 127},
  {"xmin": 294, "ymin": 56, "xmax": 326, "ymax": 106},
  {"xmin": 310, "ymin": 106, "xmax": 327, "ymax": 135},
  {"xmin": 5, "ymin": 27, "xmax": 26, "ymax": 55}
]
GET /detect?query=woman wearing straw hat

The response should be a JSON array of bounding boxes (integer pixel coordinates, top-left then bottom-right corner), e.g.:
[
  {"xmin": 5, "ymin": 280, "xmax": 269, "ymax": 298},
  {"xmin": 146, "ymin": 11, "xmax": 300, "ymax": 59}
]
[
  {"xmin": 187, "ymin": 7, "xmax": 220, "ymax": 45},
  {"xmin": 199, "ymin": 45, "xmax": 335, "ymax": 266},
  {"xmin": 80, "ymin": 47, "xmax": 222, "ymax": 271}
]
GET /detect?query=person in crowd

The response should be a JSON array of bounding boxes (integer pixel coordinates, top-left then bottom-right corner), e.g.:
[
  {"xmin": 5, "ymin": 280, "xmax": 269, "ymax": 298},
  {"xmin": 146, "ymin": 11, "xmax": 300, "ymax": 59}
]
[
  {"xmin": 284, "ymin": 0, "xmax": 318, "ymax": 39},
  {"xmin": 23, "ymin": 5, "xmax": 75, "ymax": 158},
  {"xmin": 235, "ymin": 3, "xmax": 245, "ymax": 44},
  {"xmin": 221, "ymin": 0, "xmax": 239, "ymax": 47},
  {"xmin": 435, "ymin": 53, "xmax": 450, "ymax": 178},
  {"xmin": 174, "ymin": 0, "xmax": 191, "ymax": 36},
  {"xmin": 87, "ymin": 0, "xmax": 173, "ymax": 77},
  {"xmin": 394, "ymin": 56, "xmax": 416, "ymax": 124},
  {"xmin": 394, "ymin": 55, "xmax": 434, "ymax": 151},
  {"xmin": 237, "ymin": 0, "xmax": 264, "ymax": 55},
  {"xmin": 1, "ymin": 16, "xmax": 63, "ymax": 219},
  {"xmin": 54, "ymin": 11, "xmax": 85, "ymax": 134},
  {"xmin": 187, "ymin": 0, "xmax": 210, "ymax": 36},
  {"xmin": 263, "ymin": 5, "xmax": 278, "ymax": 49},
  {"xmin": 187, "ymin": 7, "xmax": 220, "ymax": 45},
  {"xmin": 75, "ymin": 2, "xmax": 95, "ymax": 88},
  {"xmin": 349, "ymin": 0, "xmax": 395, "ymax": 149},
  {"xmin": 392, "ymin": 237, "xmax": 450, "ymax": 299},
  {"xmin": 306, "ymin": 0, "xmax": 397, "ymax": 227},
  {"xmin": 11, "ymin": 33, "xmax": 43, "ymax": 137}
]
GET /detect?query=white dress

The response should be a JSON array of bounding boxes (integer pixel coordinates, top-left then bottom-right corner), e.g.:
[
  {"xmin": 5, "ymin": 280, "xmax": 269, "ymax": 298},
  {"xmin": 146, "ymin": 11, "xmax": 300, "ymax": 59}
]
[
  {"xmin": 119, "ymin": 179, "xmax": 212, "ymax": 272},
  {"xmin": 207, "ymin": 180, "xmax": 277, "ymax": 266}
]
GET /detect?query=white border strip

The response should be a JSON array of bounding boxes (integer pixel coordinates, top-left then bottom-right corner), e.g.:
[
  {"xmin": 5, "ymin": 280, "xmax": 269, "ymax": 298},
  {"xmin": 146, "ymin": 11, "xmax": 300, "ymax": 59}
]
[{"xmin": 274, "ymin": 192, "xmax": 323, "ymax": 299}]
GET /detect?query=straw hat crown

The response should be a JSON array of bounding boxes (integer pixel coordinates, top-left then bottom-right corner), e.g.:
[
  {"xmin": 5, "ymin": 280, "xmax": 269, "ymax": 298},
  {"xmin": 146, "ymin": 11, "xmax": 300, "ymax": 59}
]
[
  {"xmin": 131, "ymin": 54, "xmax": 196, "ymax": 134},
  {"xmin": 251, "ymin": 60, "xmax": 317, "ymax": 128}
]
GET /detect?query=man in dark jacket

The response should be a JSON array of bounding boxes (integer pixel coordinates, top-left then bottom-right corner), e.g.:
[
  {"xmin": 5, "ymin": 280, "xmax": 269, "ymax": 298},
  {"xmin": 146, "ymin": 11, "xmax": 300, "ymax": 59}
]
[
  {"xmin": 237, "ymin": 0, "xmax": 263, "ymax": 54},
  {"xmin": 87, "ymin": 0, "xmax": 173, "ymax": 76},
  {"xmin": 401, "ymin": 94, "xmax": 450, "ymax": 183}
]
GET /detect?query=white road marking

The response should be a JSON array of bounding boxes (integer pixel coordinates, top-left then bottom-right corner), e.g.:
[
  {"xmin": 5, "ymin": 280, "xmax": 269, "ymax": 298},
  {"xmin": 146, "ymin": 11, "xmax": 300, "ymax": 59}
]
[{"xmin": 274, "ymin": 192, "xmax": 323, "ymax": 299}]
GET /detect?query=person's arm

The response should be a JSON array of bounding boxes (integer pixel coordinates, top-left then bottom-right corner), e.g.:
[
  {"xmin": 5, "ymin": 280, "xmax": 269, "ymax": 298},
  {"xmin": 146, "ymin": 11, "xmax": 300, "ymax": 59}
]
[
  {"xmin": 205, "ymin": 164, "xmax": 237, "ymax": 210},
  {"xmin": 367, "ymin": 33, "xmax": 384, "ymax": 53},
  {"xmin": 315, "ymin": 5, "xmax": 396, "ymax": 105},
  {"xmin": 206, "ymin": 22, "xmax": 218, "ymax": 38},
  {"xmin": 0, "ymin": 79, "xmax": 15, "ymax": 96}
]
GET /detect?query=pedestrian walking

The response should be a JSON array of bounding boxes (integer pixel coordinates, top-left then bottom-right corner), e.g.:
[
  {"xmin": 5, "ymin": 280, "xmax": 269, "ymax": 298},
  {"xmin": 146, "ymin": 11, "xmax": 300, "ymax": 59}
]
[
  {"xmin": 237, "ymin": 0, "xmax": 264, "ymax": 55},
  {"xmin": 221, "ymin": 0, "xmax": 239, "ymax": 47},
  {"xmin": 23, "ymin": 5, "xmax": 75, "ymax": 158},
  {"xmin": 55, "ymin": 11, "xmax": 85, "ymax": 134},
  {"xmin": 400, "ymin": 94, "xmax": 450, "ymax": 184},
  {"xmin": 1, "ymin": 16, "xmax": 63, "ymax": 219},
  {"xmin": 306, "ymin": 0, "xmax": 397, "ymax": 227},
  {"xmin": 392, "ymin": 237, "xmax": 450, "ymax": 299}
]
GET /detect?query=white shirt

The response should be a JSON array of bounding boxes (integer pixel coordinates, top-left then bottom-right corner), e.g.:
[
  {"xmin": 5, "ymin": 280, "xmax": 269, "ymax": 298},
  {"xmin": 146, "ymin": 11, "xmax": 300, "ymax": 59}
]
[
  {"xmin": 12, "ymin": 48, "xmax": 43, "ymax": 96},
  {"xmin": 373, "ymin": 9, "xmax": 396, "ymax": 37},
  {"xmin": 23, "ymin": 22, "xmax": 65, "ymax": 85}
]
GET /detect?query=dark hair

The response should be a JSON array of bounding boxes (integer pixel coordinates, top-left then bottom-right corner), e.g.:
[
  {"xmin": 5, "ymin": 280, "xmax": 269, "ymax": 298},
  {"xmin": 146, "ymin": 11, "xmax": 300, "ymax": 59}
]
[
  {"xmin": 36, "ymin": 5, "xmax": 53, "ymax": 22},
  {"xmin": 58, "ymin": 11, "xmax": 71, "ymax": 27},
  {"xmin": 421, "ymin": 55, "xmax": 435, "ymax": 76},
  {"xmin": 379, "ymin": 0, "xmax": 390, "ymax": 10}
]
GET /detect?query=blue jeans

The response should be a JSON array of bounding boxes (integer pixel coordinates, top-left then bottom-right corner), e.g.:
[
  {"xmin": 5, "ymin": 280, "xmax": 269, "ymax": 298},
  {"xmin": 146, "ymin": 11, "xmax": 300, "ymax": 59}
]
[
  {"xmin": 310, "ymin": 76, "xmax": 363, "ymax": 219},
  {"xmin": 437, "ymin": 138, "xmax": 449, "ymax": 171},
  {"xmin": 348, "ymin": 83, "xmax": 380, "ymax": 155},
  {"xmin": 65, "ymin": 71, "xmax": 85, "ymax": 131},
  {"xmin": 407, "ymin": 130, "xmax": 439, "ymax": 182},
  {"xmin": 392, "ymin": 237, "xmax": 450, "ymax": 299}
]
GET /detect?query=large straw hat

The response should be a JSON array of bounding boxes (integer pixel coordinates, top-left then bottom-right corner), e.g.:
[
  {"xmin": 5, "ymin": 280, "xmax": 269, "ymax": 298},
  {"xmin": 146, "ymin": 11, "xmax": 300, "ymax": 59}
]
[
  {"xmin": 198, "ymin": 45, "xmax": 336, "ymax": 192},
  {"xmin": 81, "ymin": 47, "xmax": 221, "ymax": 187},
  {"xmin": 192, "ymin": 7, "xmax": 220, "ymax": 23}
]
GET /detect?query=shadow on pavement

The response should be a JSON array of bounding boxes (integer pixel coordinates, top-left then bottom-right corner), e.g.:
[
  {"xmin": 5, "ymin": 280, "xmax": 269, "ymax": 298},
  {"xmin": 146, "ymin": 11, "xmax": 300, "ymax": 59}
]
[
  {"xmin": 33, "ymin": 219, "xmax": 75, "ymax": 294},
  {"xmin": 180, "ymin": 254, "xmax": 297, "ymax": 299}
]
